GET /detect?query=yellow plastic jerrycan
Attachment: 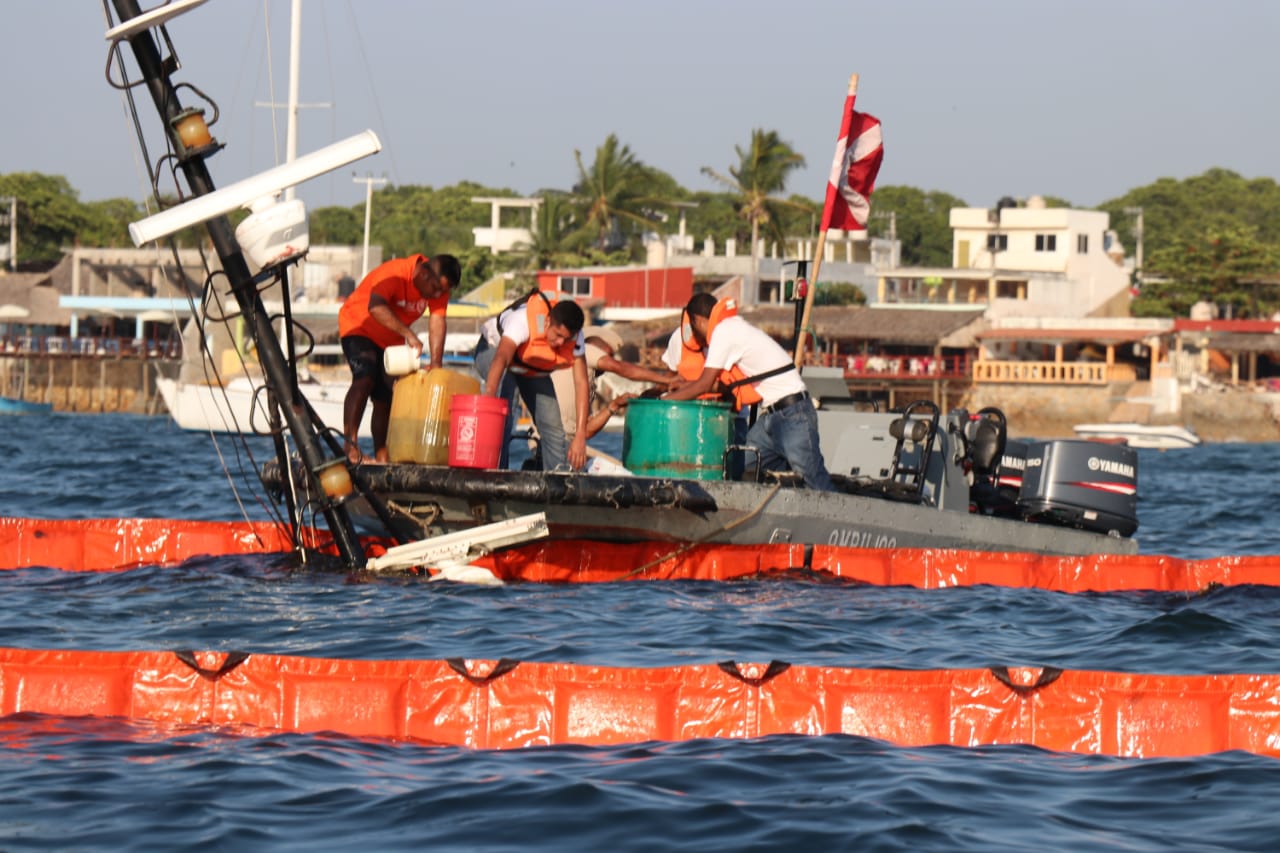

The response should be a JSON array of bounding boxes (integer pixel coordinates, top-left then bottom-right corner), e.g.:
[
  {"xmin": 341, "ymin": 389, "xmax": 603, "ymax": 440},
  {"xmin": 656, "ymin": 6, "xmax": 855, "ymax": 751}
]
[{"xmin": 386, "ymin": 368, "xmax": 481, "ymax": 464}]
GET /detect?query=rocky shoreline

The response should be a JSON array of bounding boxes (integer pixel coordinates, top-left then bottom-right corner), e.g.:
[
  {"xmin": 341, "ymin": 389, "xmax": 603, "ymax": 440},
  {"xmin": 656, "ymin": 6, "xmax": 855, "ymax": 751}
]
[{"xmin": 979, "ymin": 387, "xmax": 1280, "ymax": 443}]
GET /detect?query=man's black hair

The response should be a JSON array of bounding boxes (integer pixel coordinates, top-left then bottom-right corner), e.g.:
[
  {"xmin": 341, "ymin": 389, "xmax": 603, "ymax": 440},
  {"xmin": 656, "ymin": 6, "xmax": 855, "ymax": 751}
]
[
  {"xmin": 549, "ymin": 300, "xmax": 585, "ymax": 334},
  {"xmin": 686, "ymin": 292, "xmax": 717, "ymax": 319},
  {"xmin": 433, "ymin": 254, "xmax": 462, "ymax": 288}
]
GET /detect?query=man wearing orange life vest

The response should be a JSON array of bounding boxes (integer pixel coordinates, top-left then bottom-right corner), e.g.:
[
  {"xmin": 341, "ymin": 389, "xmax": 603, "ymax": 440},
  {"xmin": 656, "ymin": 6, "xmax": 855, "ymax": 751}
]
[
  {"xmin": 338, "ymin": 253, "xmax": 461, "ymax": 464},
  {"xmin": 664, "ymin": 292, "xmax": 834, "ymax": 491},
  {"xmin": 474, "ymin": 290, "xmax": 589, "ymax": 471}
]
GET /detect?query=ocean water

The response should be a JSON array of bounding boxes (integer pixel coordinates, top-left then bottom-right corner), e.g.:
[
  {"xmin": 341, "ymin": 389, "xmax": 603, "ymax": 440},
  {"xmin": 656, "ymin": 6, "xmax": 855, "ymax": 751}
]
[{"xmin": 2, "ymin": 413, "xmax": 1279, "ymax": 851}]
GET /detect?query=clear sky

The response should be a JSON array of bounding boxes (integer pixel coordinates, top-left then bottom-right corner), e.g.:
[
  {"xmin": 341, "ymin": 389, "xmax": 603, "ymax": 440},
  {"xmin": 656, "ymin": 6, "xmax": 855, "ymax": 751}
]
[{"xmin": 6, "ymin": 0, "xmax": 1278, "ymax": 215}]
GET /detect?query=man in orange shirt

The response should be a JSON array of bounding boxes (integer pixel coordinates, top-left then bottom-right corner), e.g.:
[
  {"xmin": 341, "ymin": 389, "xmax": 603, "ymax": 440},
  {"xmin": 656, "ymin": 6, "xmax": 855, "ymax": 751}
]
[{"xmin": 338, "ymin": 253, "xmax": 461, "ymax": 463}]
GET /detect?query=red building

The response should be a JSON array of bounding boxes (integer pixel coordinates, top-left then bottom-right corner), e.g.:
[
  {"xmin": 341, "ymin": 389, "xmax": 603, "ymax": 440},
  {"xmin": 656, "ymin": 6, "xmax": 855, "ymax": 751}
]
[{"xmin": 534, "ymin": 266, "xmax": 693, "ymax": 311}]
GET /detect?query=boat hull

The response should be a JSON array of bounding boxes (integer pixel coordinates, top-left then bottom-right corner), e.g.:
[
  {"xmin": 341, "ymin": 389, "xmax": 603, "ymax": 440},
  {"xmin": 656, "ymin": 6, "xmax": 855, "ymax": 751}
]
[
  {"xmin": 157, "ymin": 376, "xmax": 371, "ymax": 437},
  {"xmin": 341, "ymin": 465, "xmax": 1138, "ymax": 556},
  {"xmin": 0, "ymin": 396, "xmax": 52, "ymax": 415},
  {"xmin": 1073, "ymin": 423, "xmax": 1201, "ymax": 449}
]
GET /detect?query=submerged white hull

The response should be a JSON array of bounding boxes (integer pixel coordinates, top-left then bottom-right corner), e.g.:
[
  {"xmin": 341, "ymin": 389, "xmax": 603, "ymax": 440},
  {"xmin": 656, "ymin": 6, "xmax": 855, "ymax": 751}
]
[
  {"xmin": 156, "ymin": 376, "xmax": 371, "ymax": 437},
  {"xmin": 1073, "ymin": 423, "xmax": 1201, "ymax": 449}
]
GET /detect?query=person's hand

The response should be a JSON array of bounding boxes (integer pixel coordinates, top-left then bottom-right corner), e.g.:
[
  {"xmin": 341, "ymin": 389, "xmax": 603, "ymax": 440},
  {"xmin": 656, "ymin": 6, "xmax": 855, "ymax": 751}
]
[
  {"xmin": 608, "ymin": 393, "xmax": 637, "ymax": 413},
  {"xmin": 568, "ymin": 434, "xmax": 588, "ymax": 470},
  {"xmin": 403, "ymin": 333, "xmax": 422, "ymax": 354}
]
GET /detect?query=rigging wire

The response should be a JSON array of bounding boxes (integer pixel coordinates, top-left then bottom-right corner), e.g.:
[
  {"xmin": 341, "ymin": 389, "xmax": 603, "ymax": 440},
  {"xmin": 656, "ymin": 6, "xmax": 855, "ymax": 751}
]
[
  {"xmin": 98, "ymin": 1, "xmax": 295, "ymax": 546},
  {"xmin": 343, "ymin": 0, "xmax": 400, "ymax": 185},
  {"xmin": 261, "ymin": 0, "xmax": 283, "ymax": 167}
]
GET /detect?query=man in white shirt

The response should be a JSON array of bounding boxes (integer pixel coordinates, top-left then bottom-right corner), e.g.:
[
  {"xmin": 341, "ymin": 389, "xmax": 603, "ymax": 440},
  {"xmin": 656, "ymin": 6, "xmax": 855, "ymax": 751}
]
[
  {"xmin": 664, "ymin": 293, "xmax": 834, "ymax": 490},
  {"xmin": 474, "ymin": 293, "xmax": 588, "ymax": 470}
]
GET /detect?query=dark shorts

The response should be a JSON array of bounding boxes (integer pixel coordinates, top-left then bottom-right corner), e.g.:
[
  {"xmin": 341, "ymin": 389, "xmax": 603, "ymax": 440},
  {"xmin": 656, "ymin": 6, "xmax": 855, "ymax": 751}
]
[{"xmin": 341, "ymin": 335, "xmax": 394, "ymax": 403}]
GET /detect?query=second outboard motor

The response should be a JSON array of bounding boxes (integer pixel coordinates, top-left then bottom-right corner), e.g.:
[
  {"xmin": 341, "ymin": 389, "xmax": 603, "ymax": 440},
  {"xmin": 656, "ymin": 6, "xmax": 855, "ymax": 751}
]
[
  {"xmin": 996, "ymin": 438, "xmax": 1030, "ymax": 505},
  {"xmin": 1017, "ymin": 440, "xmax": 1138, "ymax": 537}
]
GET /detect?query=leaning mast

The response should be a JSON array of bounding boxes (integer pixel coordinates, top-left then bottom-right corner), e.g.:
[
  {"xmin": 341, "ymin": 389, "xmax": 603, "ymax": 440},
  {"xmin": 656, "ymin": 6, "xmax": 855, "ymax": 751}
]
[{"xmin": 107, "ymin": 0, "xmax": 367, "ymax": 568}]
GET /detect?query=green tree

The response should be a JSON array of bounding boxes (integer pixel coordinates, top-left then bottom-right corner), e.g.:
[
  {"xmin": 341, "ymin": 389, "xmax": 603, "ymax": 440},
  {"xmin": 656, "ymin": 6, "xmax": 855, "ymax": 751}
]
[
  {"xmin": 702, "ymin": 129, "xmax": 808, "ymax": 305},
  {"xmin": 521, "ymin": 191, "xmax": 580, "ymax": 269},
  {"xmin": 308, "ymin": 205, "xmax": 362, "ymax": 245},
  {"xmin": 80, "ymin": 198, "xmax": 143, "ymax": 248},
  {"xmin": 1136, "ymin": 225, "xmax": 1280, "ymax": 318},
  {"xmin": 814, "ymin": 282, "xmax": 866, "ymax": 306},
  {"xmin": 866, "ymin": 185, "xmax": 966, "ymax": 267},
  {"xmin": 682, "ymin": 190, "xmax": 743, "ymax": 247},
  {"xmin": 0, "ymin": 172, "xmax": 89, "ymax": 264},
  {"xmin": 571, "ymin": 134, "xmax": 663, "ymax": 254}
]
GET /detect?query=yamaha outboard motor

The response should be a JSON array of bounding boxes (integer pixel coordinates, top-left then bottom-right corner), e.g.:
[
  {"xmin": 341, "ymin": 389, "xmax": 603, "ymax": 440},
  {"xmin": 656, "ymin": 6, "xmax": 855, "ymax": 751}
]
[
  {"xmin": 996, "ymin": 438, "xmax": 1029, "ymax": 506},
  {"xmin": 1017, "ymin": 440, "xmax": 1138, "ymax": 537},
  {"xmin": 964, "ymin": 408, "xmax": 1018, "ymax": 517}
]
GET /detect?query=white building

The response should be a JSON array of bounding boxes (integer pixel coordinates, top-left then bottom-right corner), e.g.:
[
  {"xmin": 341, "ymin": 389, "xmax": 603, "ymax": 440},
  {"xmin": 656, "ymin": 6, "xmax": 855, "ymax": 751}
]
[{"xmin": 880, "ymin": 196, "xmax": 1130, "ymax": 319}]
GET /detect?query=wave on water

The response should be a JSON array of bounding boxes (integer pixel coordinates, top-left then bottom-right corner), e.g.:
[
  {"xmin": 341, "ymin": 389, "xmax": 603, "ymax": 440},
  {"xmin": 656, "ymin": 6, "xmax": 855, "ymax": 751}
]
[
  {"xmin": 1, "ymin": 717, "xmax": 1279, "ymax": 852},
  {"xmin": 4, "ymin": 417, "xmax": 1280, "ymax": 850}
]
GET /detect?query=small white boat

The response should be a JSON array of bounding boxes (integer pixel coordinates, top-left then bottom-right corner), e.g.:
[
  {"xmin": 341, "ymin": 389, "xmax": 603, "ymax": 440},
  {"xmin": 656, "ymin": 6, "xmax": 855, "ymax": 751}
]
[
  {"xmin": 1072, "ymin": 422, "xmax": 1201, "ymax": 449},
  {"xmin": 156, "ymin": 375, "xmax": 372, "ymax": 437}
]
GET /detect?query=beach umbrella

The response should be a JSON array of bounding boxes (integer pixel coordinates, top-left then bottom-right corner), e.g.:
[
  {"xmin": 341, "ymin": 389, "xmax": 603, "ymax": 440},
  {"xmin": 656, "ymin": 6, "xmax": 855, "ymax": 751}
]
[{"xmin": 0, "ymin": 304, "xmax": 28, "ymax": 339}]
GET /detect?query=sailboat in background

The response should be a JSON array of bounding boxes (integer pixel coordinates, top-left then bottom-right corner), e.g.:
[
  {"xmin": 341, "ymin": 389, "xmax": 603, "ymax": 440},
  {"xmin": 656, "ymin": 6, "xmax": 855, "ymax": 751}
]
[{"xmin": 156, "ymin": 0, "xmax": 371, "ymax": 437}]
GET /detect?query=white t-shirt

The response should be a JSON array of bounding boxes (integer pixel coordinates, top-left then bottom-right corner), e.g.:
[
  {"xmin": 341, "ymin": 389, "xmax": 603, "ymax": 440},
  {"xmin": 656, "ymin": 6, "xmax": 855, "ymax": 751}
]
[
  {"xmin": 481, "ymin": 306, "xmax": 586, "ymax": 358},
  {"xmin": 661, "ymin": 329, "xmax": 684, "ymax": 372},
  {"xmin": 703, "ymin": 315, "xmax": 805, "ymax": 407}
]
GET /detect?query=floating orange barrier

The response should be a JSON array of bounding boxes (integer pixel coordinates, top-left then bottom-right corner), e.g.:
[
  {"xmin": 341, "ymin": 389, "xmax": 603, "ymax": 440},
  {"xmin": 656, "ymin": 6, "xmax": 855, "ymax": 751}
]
[
  {"xmin": 0, "ymin": 517, "xmax": 319, "ymax": 570},
  {"xmin": 0, "ymin": 646, "xmax": 1276, "ymax": 759},
  {"xmin": 4, "ymin": 516, "xmax": 1280, "ymax": 592}
]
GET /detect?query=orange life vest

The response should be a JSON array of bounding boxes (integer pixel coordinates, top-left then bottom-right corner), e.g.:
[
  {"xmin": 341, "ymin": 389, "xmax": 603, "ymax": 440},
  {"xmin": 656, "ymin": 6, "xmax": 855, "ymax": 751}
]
[
  {"xmin": 675, "ymin": 308, "xmax": 706, "ymax": 383},
  {"xmin": 501, "ymin": 290, "xmax": 577, "ymax": 373}
]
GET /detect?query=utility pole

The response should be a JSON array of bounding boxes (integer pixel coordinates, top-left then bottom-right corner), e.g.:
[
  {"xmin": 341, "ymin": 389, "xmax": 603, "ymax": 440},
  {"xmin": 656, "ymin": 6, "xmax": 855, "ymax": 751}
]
[
  {"xmin": 1123, "ymin": 206, "xmax": 1144, "ymax": 284},
  {"xmin": 353, "ymin": 173, "xmax": 387, "ymax": 279},
  {"xmin": 0, "ymin": 196, "xmax": 14, "ymax": 271}
]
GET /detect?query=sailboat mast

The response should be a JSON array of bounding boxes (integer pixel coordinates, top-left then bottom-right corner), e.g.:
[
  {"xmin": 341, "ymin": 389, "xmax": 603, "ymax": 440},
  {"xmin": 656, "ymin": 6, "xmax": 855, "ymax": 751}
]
[
  {"xmin": 284, "ymin": 0, "xmax": 301, "ymax": 201},
  {"xmin": 110, "ymin": 0, "xmax": 367, "ymax": 569}
]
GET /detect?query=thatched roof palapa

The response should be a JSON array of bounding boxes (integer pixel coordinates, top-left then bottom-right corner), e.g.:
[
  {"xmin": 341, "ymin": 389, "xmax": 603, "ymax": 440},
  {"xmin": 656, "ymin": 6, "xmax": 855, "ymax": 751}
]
[{"xmin": 740, "ymin": 305, "xmax": 987, "ymax": 349}]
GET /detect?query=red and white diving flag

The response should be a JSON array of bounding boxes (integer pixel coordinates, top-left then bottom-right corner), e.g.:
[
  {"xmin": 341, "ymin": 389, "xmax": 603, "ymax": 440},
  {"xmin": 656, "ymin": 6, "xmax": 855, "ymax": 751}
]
[{"xmin": 821, "ymin": 78, "xmax": 883, "ymax": 232}]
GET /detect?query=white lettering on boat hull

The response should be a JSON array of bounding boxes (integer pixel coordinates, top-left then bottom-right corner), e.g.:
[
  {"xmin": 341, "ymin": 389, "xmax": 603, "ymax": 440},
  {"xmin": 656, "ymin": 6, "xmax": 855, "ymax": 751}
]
[{"xmin": 828, "ymin": 528, "xmax": 898, "ymax": 549}]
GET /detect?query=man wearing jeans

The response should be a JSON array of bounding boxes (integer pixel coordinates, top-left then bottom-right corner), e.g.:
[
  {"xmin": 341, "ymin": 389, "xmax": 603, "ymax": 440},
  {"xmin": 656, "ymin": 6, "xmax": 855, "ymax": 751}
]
[
  {"xmin": 473, "ymin": 292, "xmax": 588, "ymax": 471},
  {"xmin": 663, "ymin": 292, "xmax": 833, "ymax": 491}
]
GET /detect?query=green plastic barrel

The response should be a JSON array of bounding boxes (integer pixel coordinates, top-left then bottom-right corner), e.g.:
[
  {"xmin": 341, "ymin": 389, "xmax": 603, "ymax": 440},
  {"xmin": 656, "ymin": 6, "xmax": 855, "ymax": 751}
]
[{"xmin": 622, "ymin": 398, "xmax": 733, "ymax": 480}]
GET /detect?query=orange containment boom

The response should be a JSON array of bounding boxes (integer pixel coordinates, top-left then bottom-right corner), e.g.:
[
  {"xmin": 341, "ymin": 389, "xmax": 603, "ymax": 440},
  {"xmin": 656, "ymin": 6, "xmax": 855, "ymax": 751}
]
[
  {"xmin": 1, "ymin": 647, "xmax": 1279, "ymax": 759},
  {"xmin": 4, "ymin": 516, "xmax": 1280, "ymax": 593}
]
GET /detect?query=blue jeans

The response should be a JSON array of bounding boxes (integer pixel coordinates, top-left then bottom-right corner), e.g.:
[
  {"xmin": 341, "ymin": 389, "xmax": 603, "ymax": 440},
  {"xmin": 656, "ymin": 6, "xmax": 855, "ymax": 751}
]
[
  {"xmin": 473, "ymin": 339, "xmax": 569, "ymax": 471},
  {"xmin": 745, "ymin": 398, "xmax": 834, "ymax": 491}
]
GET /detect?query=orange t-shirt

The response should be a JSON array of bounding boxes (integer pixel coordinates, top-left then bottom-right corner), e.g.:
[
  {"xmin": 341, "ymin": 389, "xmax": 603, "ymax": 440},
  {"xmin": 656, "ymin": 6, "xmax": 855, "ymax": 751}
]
[{"xmin": 338, "ymin": 254, "xmax": 449, "ymax": 348}]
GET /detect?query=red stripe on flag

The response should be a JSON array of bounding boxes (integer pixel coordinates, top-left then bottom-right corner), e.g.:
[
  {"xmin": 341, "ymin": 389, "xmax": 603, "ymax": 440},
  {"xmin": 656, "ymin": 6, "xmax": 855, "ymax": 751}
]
[{"xmin": 821, "ymin": 91, "xmax": 883, "ymax": 232}]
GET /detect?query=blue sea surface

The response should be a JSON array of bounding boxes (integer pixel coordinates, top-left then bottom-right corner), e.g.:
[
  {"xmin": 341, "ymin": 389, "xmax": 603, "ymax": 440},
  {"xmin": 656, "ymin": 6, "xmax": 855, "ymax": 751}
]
[{"xmin": 1, "ymin": 413, "xmax": 1279, "ymax": 851}]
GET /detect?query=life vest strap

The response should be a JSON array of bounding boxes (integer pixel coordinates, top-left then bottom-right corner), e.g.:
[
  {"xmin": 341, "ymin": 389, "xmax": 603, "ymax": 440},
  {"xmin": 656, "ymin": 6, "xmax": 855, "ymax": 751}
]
[{"xmin": 722, "ymin": 362, "xmax": 796, "ymax": 392}]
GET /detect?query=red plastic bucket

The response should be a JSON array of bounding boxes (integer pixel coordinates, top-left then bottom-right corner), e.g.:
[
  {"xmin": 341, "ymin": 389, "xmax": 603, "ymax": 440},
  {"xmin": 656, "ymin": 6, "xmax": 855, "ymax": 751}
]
[{"xmin": 448, "ymin": 394, "xmax": 509, "ymax": 469}]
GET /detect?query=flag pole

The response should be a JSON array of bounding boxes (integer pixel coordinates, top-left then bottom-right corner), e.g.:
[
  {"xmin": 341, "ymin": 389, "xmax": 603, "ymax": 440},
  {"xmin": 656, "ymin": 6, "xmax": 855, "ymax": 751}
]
[{"xmin": 794, "ymin": 72, "xmax": 858, "ymax": 368}]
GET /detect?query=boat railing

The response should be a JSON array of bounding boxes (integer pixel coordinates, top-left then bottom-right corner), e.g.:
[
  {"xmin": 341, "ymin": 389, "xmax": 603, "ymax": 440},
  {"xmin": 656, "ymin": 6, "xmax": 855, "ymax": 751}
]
[
  {"xmin": 806, "ymin": 353, "xmax": 973, "ymax": 381},
  {"xmin": 972, "ymin": 360, "xmax": 1115, "ymax": 385}
]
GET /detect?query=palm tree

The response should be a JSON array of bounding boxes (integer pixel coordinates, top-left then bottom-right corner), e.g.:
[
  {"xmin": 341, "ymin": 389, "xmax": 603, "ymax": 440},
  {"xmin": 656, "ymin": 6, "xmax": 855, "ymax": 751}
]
[
  {"xmin": 571, "ymin": 134, "xmax": 662, "ymax": 253},
  {"xmin": 524, "ymin": 191, "xmax": 579, "ymax": 269},
  {"xmin": 702, "ymin": 129, "xmax": 807, "ymax": 306}
]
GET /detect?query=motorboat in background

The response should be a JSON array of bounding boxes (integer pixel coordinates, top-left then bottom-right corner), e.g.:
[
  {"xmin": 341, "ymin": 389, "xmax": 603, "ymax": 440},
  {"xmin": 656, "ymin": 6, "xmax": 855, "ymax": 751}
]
[
  {"xmin": 155, "ymin": 373, "xmax": 366, "ymax": 436},
  {"xmin": 0, "ymin": 396, "xmax": 53, "ymax": 415},
  {"xmin": 1072, "ymin": 422, "xmax": 1201, "ymax": 449},
  {"xmin": 156, "ymin": 332, "xmax": 476, "ymax": 437}
]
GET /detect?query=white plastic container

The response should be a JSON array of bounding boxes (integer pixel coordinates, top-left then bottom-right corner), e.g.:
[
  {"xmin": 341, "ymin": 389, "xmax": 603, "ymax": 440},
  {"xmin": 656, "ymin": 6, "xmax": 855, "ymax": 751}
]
[{"xmin": 383, "ymin": 344, "xmax": 423, "ymax": 376}]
